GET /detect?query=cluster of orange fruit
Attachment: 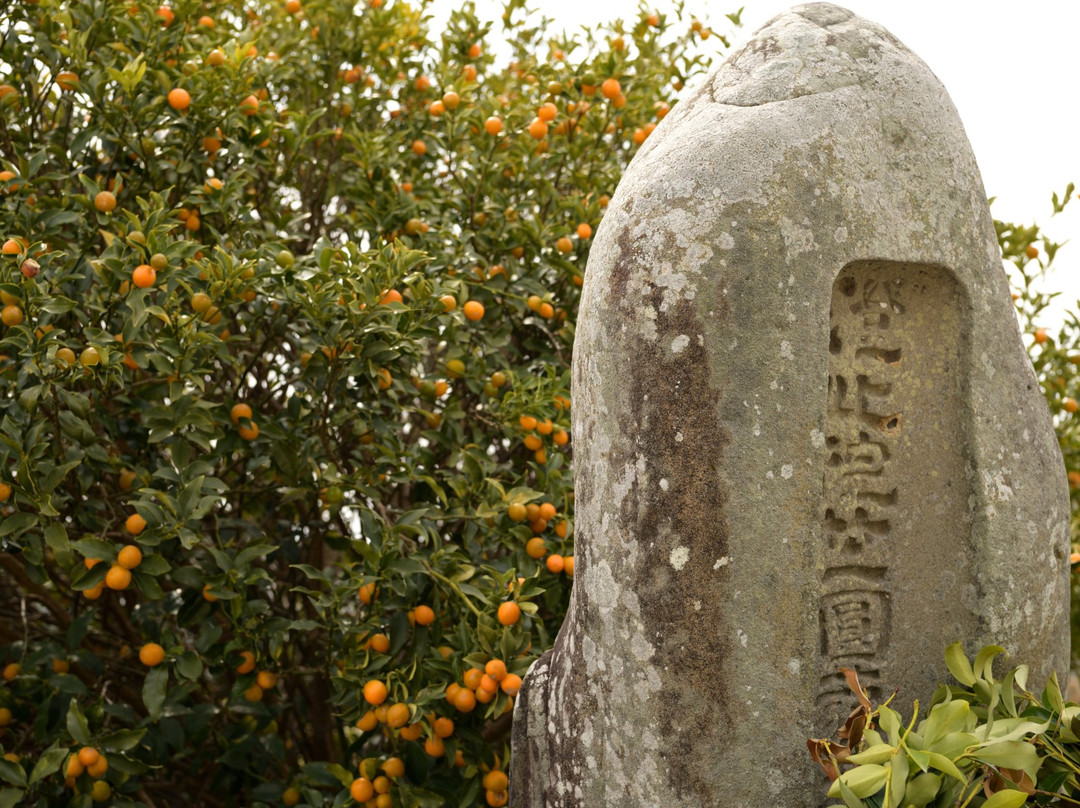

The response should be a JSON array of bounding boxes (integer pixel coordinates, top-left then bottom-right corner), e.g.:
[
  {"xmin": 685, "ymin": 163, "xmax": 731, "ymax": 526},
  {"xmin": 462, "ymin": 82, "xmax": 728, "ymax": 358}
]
[
  {"xmin": 81, "ymin": 525, "xmax": 143, "ymax": 599},
  {"xmin": 64, "ymin": 746, "xmax": 111, "ymax": 800}
]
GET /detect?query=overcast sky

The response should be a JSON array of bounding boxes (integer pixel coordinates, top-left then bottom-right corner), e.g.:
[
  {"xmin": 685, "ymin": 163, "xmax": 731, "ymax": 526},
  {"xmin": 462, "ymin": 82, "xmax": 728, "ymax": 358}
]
[{"xmin": 437, "ymin": 0, "xmax": 1079, "ymax": 316}]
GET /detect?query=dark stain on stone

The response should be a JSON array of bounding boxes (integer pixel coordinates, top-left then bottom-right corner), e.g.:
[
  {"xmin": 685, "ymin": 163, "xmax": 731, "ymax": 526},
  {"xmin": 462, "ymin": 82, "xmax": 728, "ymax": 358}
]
[{"xmin": 605, "ymin": 237, "xmax": 736, "ymax": 802}]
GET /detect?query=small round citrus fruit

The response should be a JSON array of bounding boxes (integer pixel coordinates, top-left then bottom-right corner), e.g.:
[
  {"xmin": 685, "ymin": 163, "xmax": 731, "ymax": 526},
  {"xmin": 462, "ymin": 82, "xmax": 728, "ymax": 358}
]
[
  {"xmin": 497, "ymin": 601, "xmax": 521, "ymax": 626},
  {"xmin": 139, "ymin": 643, "xmax": 165, "ymax": 667},
  {"xmin": 363, "ymin": 679, "xmax": 388, "ymax": 705},
  {"xmin": 117, "ymin": 544, "xmax": 142, "ymax": 569},
  {"xmin": 167, "ymin": 88, "xmax": 191, "ymax": 111}
]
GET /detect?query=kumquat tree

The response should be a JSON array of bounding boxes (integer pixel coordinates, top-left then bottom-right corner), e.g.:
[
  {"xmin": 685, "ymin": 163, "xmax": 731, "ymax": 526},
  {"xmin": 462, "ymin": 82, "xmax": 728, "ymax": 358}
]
[{"xmin": 0, "ymin": 0, "xmax": 735, "ymax": 805}]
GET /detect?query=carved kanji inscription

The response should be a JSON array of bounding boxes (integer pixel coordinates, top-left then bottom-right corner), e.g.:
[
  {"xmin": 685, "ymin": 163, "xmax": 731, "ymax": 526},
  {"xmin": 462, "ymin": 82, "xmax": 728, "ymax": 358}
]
[{"xmin": 816, "ymin": 261, "xmax": 974, "ymax": 732}]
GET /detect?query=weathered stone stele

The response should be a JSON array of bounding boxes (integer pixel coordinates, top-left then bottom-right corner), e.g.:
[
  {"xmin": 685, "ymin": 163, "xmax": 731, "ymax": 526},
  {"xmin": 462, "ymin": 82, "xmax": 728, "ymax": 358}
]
[{"xmin": 510, "ymin": 3, "xmax": 1071, "ymax": 806}]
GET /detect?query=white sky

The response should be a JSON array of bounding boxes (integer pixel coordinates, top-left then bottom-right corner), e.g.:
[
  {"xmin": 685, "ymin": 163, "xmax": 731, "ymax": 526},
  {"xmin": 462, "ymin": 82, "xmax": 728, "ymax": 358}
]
[{"xmin": 433, "ymin": 0, "xmax": 1080, "ymax": 315}]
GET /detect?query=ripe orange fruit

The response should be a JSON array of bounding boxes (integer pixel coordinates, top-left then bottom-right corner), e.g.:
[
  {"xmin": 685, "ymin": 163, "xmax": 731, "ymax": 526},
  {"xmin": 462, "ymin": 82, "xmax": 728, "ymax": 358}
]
[
  {"xmin": 359, "ymin": 582, "xmax": 376, "ymax": 604},
  {"xmin": 528, "ymin": 118, "xmax": 548, "ymax": 139},
  {"xmin": 2, "ymin": 663, "xmax": 18, "ymax": 681},
  {"xmin": 238, "ymin": 422, "xmax": 259, "ymax": 440},
  {"xmin": 519, "ymin": 415, "xmax": 538, "ymax": 431},
  {"xmin": 1026, "ymin": 245, "xmax": 1039, "ymax": 259},
  {"xmin": 83, "ymin": 583, "xmax": 104, "ymax": 600},
  {"xmin": 139, "ymin": 643, "xmax": 165, "ymax": 666},
  {"xmin": 433, "ymin": 716, "xmax": 454, "ymax": 738},
  {"xmin": 601, "ymin": 77, "xmax": 621, "ymax": 99},
  {"xmin": 117, "ymin": 545, "xmax": 142, "ymax": 570},
  {"xmin": 483, "ymin": 770, "xmax": 509, "ymax": 792},
  {"xmin": 357, "ymin": 710, "xmax": 378, "ymax": 731},
  {"xmin": 484, "ymin": 116, "xmax": 503, "ymax": 135},
  {"xmin": 1065, "ymin": 398, "xmax": 1078, "ymax": 413},
  {"xmin": 2, "ymin": 238, "xmax": 21, "ymax": 255},
  {"xmin": 424, "ymin": 735, "xmax": 446, "ymax": 757},
  {"xmin": 564, "ymin": 555, "xmax": 575, "ymax": 577},
  {"xmin": 546, "ymin": 554, "xmax": 565, "ymax": 574},
  {"xmin": 414, "ymin": 604, "xmax": 435, "ymax": 625},
  {"xmin": 463, "ymin": 300, "xmax": 484, "ymax": 321},
  {"xmin": 460, "ymin": 672, "xmax": 485, "ymax": 699},
  {"xmin": 282, "ymin": 787, "xmax": 300, "ymax": 806},
  {"xmin": 382, "ymin": 757, "xmax": 406, "ymax": 778},
  {"xmin": 412, "ymin": 139, "xmax": 427, "ymax": 156},
  {"xmin": 363, "ymin": 679, "xmax": 388, "ymax": 705},
  {"xmin": 429, "ymin": 100, "xmax": 445, "ymax": 116},
  {"xmin": 524, "ymin": 434, "xmax": 542, "ymax": 451},
  {"xmin": 380, "ymin": 288, "xmax": 403, "ymax": 305},
  {"xmin": 500, "ymin": 673, "xmax": 522, "ymax": 695},
  {"xmin": 576, "ymin": 223, "xmax": 592, "ymax": 239},
  {"xmin": 0, "ymin": 483, "xmax": 10, "ymax": 502},
  {"xmin": 285, "ymin": 0, "xmax": 301, "ymax": 13},
  {"xmin": 350, "ymin": 778, "xmax": 375, "ymax": 802},
  {"xmin": 256, "ymin": 670, "xmax": 278, "ymax": 689},
  {"xmin": 526, "ymin": 537, "xmax": 546, "ymax": 558},
  {"xmin": 77, "ymin": 747, "xmax": 100, "ymax": 768},
  {"xmin": 105, "ymin": 565, "xmax": 132, "ymax": 590},
  {"xmin": 132, "ymin": 264, "xmax": 156, "ymax": 288},
  {"xmin": 236, "ymin": 650, "xmax": 256, "ymax": 674},
  {"xmin": 369, "ymin": 633, "xmax": 390, "ymax": 653},
  {"xmin": 445, "ymin": 682, "xmax": 462, "ymax": 703},
  {"xmin": 497, "ymin": 601, "xmax": 521, "ymax": 626},
  {"xmin": 556, "ymin": 236, "xmax": 573, "ymax": 254},
  {"xmin": 87, "ymin": 753, "xmax": 108, "ymax": 778},
  {"xmin": 1, "ymin": 305, "xmax": 23, "ymax": 327},
  {"xmin": 386, "ymin": 703, "xmax": 410, "ymax": 728},
  {"xmin": 230, "ymin": 403, "xmax": 253, "ymax": 425},
  {"xmin": 94, "ymin": 191, "xmax": 116, "ymax": 212},
  {"xmin": 167, "ymin": 88, "xmax": 190, "ymax": 111},
  {"xmin": 1034, "ymin": 328, "xmax": 1049, "ymax": 345},
  {"xmin": 442, "ymin": 90, "xmax": 460, "ymax": 110},
  {"xmin": 538, "ymin": 102, "xmax": 557, "ymax": 122},
  {"xmin": 486, "ymin": 789, "xmax": 508, "ymax": 807},
  {"xmin": 244, "ymin": 684, "xmax": 264, "ymax": 702},
  {"xmin": 125, "ymin": 513, "xmax": 146, "ymax": 535},
  {"xmin": 553, "ymin": 429, "xmax": 569, "ymax": 446},
  {"xmin": 239, "ymin": 94, "xmax": 260, "ymax": 116}
]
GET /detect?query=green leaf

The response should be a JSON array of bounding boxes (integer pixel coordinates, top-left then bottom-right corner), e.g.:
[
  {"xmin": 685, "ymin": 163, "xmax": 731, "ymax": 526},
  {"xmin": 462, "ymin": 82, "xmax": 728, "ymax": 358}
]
[
  {"xmin": 323, "ymin": 763, "xmax": 353, "ymax": 787},
  {"xmin": 0, "ymin": 789, "xmax": 24, "ymax": 808},
  {"xmin": 973, "ymin": 645, "xmax": 1007, "ymax": 682},
  {"xmin": 970, "ymin": 740, "xmax": 1040, "ymax": 776},
  {"xmin": 944, "ymin": 642, "xmax": 976, "ymax": 687},
  {"xmin": 848, "ymin": 744, "xmax": 896, "ymax": 765},
  {"xmin": 176, "ymin": 651, "xmax": 203, "ymax": 681},
  {"xmin": 903, "ymin": 772, "xmax": 941, "ymax": 807},
  {"xmin": 828, "ymin": 764, "xmax": 888, "ymax": 799},
  {"xmin": 981, "ymin": 789, "xmax": 1029, "ymax": 808},
  {"xmin": 28, "ymin": 744, "xmax": 65, "ymax": 784},
  {"xmin": 66, "ymin": 700, "xmax": 92, "ymax": 745},
  {"xmin": 925, "ymin": 751, "xmax": 966, "ymax": 783},
  {"xmin": 101, "ymin": 728, "xmax": 147, "ymax": 752},
  {"xmin": 0, "ymin": 758, "xmax": 26, "ymax": 788},
  {"xmin": 143, "ymin": 666, "xmax": 168, "ymax": 721}
]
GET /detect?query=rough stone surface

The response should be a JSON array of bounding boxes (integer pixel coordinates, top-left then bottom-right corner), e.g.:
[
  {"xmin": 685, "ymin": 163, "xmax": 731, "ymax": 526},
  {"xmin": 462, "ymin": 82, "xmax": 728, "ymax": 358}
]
[{"xmin": 510, "ymin": 4, "xmax": 1071, "ymax": 806}]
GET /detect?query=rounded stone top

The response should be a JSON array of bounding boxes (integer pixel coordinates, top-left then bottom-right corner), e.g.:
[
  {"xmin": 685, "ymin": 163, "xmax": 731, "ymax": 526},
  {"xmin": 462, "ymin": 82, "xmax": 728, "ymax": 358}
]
[{"xmin": 710, "ymin": 2, "xmax": 919, "ymax": 106}]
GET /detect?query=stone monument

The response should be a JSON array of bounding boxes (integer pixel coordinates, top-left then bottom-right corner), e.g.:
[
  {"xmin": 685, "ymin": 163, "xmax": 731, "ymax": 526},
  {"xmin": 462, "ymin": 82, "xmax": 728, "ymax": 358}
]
[{"xmin": 511, "ymin": 3, "xmax": 1071, "ymax": 806}]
